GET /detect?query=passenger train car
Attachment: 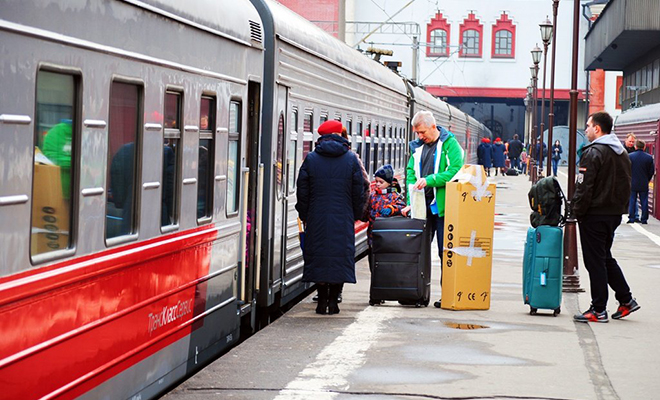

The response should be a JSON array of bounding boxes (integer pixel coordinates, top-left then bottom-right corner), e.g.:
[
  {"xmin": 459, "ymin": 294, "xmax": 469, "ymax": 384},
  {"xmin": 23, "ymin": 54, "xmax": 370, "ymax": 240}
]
[{"xmin": 0, "ymin": 1, "xmax": 490, "ymax": 399}]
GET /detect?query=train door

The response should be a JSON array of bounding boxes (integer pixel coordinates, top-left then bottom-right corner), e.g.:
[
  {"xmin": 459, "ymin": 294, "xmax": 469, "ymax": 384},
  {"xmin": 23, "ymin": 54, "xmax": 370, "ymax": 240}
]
[
  {"xmin": 244, "ymin": 81, "xmax": 261, "ymax": 309},
  {"xmin": 270, "ymin": 84, "xmax": 288, "ymax": 302}
]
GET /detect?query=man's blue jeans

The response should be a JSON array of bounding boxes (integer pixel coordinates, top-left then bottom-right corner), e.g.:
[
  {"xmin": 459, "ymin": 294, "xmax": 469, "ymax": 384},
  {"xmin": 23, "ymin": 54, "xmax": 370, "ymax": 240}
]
[{"xmin": 628, "ymin": 190, "xmax": 649, "ymax": 223}]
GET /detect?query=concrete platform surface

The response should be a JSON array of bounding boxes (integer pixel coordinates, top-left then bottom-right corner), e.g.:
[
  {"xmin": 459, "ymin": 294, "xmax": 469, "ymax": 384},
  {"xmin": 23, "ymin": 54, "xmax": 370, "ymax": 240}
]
[{"xmin": 164, "ymin": 167, "xmax": 659, "ymax": 400}]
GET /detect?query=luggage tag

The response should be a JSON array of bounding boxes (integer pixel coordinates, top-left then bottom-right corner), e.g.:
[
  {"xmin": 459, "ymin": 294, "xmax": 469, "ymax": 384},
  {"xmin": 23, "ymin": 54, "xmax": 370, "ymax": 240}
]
[{"xmin": 540, "ymin": 272, "xmax": 547, "ymax": 286}]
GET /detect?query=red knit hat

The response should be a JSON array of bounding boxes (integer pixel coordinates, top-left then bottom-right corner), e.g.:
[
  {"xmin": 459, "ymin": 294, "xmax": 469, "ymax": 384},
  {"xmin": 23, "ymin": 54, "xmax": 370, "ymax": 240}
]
[{"xmin": 318, "ymin": 120, "xmax": 343, "ymax": 135}]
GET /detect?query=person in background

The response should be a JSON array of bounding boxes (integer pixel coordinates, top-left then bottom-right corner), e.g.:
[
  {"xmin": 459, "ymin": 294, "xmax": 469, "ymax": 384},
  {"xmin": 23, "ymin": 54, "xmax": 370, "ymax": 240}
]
[
  {"xmin": 477, "ymin": 137, "xmax": 493, "ymax": 176},
  {"xmin": 627, "ymin": 139, "xmax": 655, "ymax": 224},
  {"xmin": 624, "ymin": 133, "xmax": 636, "ymax": 153},
  {"xmin": 492, "ymin": 138, "xmax": 506, "ymax": 176},
  {"xmin": 401, "ymin": 110, "xmax": 464, "ymax": 309},
  {"xmin": 535, "ymin": 139, "xmax": 547, "ymax": 170},
  {"xmin": 296, "ymin": 120, "xmax": 368, "ymax": 315},
  {"xmin": 520, "ymin": 147, "xmax": 528, "ymax": 175},
  {"xmin": 551, "ymin": 140, "xmax": 563, "ymax": 177},
  {"xmin": 507, "ymin": 134, "xmax": 524, "ymax": 170},
  {"xmin": 572, "ymin": 111, "xmax": 639, "ymax": 323}
]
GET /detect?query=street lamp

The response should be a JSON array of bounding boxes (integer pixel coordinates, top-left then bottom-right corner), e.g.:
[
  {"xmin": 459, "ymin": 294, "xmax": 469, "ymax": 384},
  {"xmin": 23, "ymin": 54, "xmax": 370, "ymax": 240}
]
[
  {"xmin": 539, "ymin": 17, "xmax": 553, "ymax": 177},
  {"xmin": 564, "ymin": 0, "xmax": 583, "ymax": 292},
  {"xmin": 530, "ymin": 45, "xmax": 542, "ymax": 183},
  {"xmin": 548, "ymin": 0, "xmax": 560, "ymax": 190}
]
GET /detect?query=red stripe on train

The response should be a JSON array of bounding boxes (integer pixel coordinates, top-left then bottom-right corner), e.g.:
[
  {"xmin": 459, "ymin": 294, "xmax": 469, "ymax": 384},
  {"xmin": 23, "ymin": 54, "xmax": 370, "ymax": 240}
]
[{"xmin": 0, "ymin": 225, "xmax": 216, "ymax": 399}]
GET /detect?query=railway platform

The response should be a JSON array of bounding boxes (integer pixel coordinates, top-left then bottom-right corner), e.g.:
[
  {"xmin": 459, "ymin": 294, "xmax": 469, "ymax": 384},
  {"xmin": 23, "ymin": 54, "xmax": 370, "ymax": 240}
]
[{"xmin": 164, "ymin": 167, "xmax": 660, "ymax": 400}]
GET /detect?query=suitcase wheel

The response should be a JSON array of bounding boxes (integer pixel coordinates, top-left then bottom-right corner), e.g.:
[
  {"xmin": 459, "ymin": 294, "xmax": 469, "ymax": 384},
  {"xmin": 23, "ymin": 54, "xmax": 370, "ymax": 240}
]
[
  {"xmin": 553, "ymin": 307, "xmax": 561, "ymax": 317},
  {"xmin": 369, "ymin": 299, "xmax": 385, "ymax": 306},
  {"xmin": 529, "ymin": 307, "xmax": 538, "ymax": 315}
]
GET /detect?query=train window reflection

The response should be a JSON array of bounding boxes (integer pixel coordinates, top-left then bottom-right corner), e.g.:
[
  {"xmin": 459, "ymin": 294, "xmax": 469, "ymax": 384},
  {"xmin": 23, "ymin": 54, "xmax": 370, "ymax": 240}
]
[
  {"xmin": 227, "ymin": 101, "xmax": 241, "ymax": 214},
  {"xmin": 31, "ymin": 70, "xmax": 77, "ymax": 256},
  {"xmin": 106, "ymin": 81, "xmax": 141, "ymax": 240},
  {"xmin": 162, "ymin": 91, "xmax": 181, "ymax": 227},
  {"xmin": 198, "ymin": 96, "xmax": 215, "ymax": 220}
]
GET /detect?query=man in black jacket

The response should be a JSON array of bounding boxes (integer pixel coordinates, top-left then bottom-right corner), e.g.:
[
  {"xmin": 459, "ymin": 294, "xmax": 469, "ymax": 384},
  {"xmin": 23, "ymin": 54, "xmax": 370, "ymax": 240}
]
[
  {"xmin": 507, "ymin": 134, "xmax": 524, "ymax": 170},
  {"xmin": 572, "ymin": 111, "xmax": 640, "ymax": 323}
]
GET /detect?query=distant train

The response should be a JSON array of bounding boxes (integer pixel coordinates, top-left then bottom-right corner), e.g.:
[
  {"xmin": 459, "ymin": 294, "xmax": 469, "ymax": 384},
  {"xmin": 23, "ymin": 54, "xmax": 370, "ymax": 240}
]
[{"xmin": 0, "ymin": 0, "xmax": 491, "ymax": 399}]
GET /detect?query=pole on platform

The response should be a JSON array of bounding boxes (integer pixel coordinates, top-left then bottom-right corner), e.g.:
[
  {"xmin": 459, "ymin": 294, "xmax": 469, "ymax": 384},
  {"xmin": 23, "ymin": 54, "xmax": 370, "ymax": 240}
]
[
  {"xmin": 547, "ymin": 0, "xmax": 560, "ymax": 181},
  {"xmin": 530, "ymin": 45, "xmax": 542, "ymax": 183},
  {"xmin": 564, "ymin": 0, "xmax": 582, "ymax": 292},
  {"xmin": 540, "ymin": 17, "xmax": 553, "ymax": 177}
]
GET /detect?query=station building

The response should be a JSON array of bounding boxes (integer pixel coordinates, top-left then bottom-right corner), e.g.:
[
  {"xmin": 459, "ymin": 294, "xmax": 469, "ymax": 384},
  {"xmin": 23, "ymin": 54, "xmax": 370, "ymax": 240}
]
[
  {"xmin": 585, "ymin": 0, "xmax": 660, "ymax": 219},
  {"xmin": 279, "ymin": 0, "xmax": 603, "ymax": 144}
]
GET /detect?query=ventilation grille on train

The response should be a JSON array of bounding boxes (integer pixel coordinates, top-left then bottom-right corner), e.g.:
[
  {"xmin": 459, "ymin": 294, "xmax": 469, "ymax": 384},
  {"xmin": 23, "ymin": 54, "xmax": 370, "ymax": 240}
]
[{"xmin": 249, "ymin": 20, "xmax": 263, "ymax": 43}]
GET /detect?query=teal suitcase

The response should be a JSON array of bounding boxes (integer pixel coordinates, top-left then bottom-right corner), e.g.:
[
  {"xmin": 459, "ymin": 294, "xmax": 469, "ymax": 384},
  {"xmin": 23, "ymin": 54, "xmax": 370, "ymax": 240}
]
[{"xmin": 523, "ymin": 226, "xmax": 563, "ymax": 316}]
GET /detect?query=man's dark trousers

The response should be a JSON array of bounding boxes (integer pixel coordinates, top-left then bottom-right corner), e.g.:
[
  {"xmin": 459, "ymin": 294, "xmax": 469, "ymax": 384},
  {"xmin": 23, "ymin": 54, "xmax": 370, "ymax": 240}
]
[
  {"xmin": 578, "ymin": 214, "xmax": 633, "ymax": 312},
  {"xmin": 427, "ymin": 208, "xmax": 444, "ymax": 283},
  {"xmin": 628, "ymin": 190, "xmax": 649, "ymax": 223}
]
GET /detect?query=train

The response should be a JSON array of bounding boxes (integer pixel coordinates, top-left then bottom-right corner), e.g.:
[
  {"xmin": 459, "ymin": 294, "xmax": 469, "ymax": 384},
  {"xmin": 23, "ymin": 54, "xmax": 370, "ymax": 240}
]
[{"xmin": 0, "ymin": 1, "xmax": 491, "ymax": 399}]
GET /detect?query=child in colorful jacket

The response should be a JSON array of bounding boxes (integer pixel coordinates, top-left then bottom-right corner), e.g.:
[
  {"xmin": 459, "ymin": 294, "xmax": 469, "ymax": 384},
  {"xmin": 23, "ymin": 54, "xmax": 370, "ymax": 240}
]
[{"xmin": 367, "ymin": 164, "xmax": 406, "ymax": 247}]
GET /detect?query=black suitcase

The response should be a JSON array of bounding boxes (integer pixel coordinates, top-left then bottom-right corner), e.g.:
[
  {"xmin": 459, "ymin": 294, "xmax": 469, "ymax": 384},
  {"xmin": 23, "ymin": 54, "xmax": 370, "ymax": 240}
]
[{"xmin": 369, "ymin": 216, "xmax": 431, "ymax": 307}]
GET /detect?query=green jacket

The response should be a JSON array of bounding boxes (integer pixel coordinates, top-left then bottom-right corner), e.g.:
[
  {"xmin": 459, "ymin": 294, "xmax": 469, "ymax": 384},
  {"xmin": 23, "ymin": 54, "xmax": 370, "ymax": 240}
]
[{"xmin": 406, "ymin": 126, "xmax": 464, "ymax": 217}]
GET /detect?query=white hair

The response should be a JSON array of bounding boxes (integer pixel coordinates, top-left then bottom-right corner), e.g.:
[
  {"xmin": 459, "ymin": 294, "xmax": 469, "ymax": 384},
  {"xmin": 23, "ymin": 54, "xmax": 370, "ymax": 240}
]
[{"xmin": 411, "ymin": 110, "xmax": 437, "ymax": 128}]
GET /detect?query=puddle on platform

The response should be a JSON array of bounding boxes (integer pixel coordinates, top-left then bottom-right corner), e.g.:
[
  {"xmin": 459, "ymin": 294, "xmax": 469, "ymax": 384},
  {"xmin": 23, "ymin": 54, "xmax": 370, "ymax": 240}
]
[
  {"xmin": 444, "ymin": 322, "xmax": 489, "ymax": 330},
  {"xmin": 404, "ymin": 344, "xmax": 527, "ymax": 366},
  {"xmin": 354, "ymin": 366, "xmax": 464, "ymax": 385}
]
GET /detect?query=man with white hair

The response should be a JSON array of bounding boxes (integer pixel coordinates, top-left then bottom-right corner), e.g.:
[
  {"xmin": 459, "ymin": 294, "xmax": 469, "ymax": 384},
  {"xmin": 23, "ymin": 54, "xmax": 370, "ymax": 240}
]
[{"xmin": 402, "ymin": 110, "xmax": 464, "ymax": 308}]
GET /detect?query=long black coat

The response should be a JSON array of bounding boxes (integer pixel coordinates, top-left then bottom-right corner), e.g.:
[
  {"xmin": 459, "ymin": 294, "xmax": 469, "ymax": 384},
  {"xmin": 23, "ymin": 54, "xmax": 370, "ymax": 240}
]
[
  {"xmin": 296, "ymin": 134, "xmax": 368, "ymax": 284},
  {"xmin": 477, "ymin": 142, "xmax": 493, "ymax": 168},
  {"xmin": 492, "ymin": 142, "xmax": 506, "ymax": 168}
]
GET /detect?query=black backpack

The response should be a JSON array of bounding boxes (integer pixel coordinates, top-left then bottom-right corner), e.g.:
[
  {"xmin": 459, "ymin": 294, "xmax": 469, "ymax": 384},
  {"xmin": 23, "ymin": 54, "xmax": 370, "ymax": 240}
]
[{"xmin": 528, "ymin": 177, "xmax": 566, "ymax": 227}]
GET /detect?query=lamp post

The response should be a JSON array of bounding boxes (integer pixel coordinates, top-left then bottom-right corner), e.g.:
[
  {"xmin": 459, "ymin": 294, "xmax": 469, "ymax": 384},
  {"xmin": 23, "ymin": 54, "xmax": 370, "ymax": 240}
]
[
  {"xmin": 564, "ymin": 0, "xmax": 583, "ymax": 292},
  {"xmin": 547, "ymin": 0, "xmax": 560, "ymax": 182},
  {"xmin": 539, "ymin": 17, "xmax": 553, "ymax": 177},
  {"xmin": 530, "ymin": 45, "xmax": 542, "ymax": 183}
]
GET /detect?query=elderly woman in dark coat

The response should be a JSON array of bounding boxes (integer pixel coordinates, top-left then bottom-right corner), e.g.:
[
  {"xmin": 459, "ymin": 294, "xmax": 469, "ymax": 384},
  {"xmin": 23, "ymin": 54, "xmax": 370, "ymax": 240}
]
[
  {"xmin": 296, "ymin": 120, "xmax": 369, "ymax": 315},
  {"xmin": 477, "ymin": 138, "xmax": 493, "ymax": 176},
  {"xmin": 492, "ymin": 137, "xmax": 506, "ymax": 176}
]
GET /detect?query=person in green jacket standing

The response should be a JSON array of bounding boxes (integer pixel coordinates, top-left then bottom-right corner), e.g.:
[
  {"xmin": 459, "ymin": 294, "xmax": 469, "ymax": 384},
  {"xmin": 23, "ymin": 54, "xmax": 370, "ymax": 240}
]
[{"xmin": 402, "ymin": 110, "xmax": 464, "ymax": 308}]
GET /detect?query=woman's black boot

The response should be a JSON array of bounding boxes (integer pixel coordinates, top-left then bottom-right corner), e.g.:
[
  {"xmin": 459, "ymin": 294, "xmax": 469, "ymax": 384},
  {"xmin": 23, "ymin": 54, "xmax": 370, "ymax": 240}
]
[
  {"xmin": 328, "ymin": 284, "xmax": 341, "ymax": 315},
  {"xmin": 316, "ymin": 284, "xmax": 328, "ymax": 315}
]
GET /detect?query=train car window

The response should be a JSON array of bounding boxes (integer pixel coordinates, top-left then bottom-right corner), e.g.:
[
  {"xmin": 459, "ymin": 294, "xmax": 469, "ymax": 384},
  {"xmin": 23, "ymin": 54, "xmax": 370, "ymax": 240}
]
[
  {"xmin": 320, "ymin": 113, "xmax": 328, "ymax": 124},
  {"xmin": 31, "ymin": 70, "xmax": 78, "ymax": 257},
  {"xmin": 356, "ymin": 121, "xmax": 363, "ymax": 158},
  {"xmin": 289, "ymin": 108, "xmax": 298, "ymax": 194},
  {"xmin": 227, "ymin": 101, "xmax": 241, "ymax": 214},
  {"xmin": 303, "ymin": 111, "xmax": 313, "ymax": 134},
  {"xmin": 302, "ymin": 140, "xmax": 312, "ymax": 160},
  {"xmin": 388, "ymin": 126, "xmax": 393, "ymax": 167},
  {"xmin": 276, "ymin": 113, "xmax": 285, "ymax": 199},
  {"xmin": 106, "ymin": 81, "xmax": 141, "ymax": 241},
  {"xmin": 198, "ymin": 96, "xmax": 215, "ymax": 221},
  {"xmin": 365, "ymin": 123, "xmax": 372, "ymax": 177},
  {"xmin": 335, "ymin": 113, "xmax": 342, "ymax": 122},
  {"xmin": 373, "ymin": 124, "xmax": 379, "ymax": 171},
  {"xmin": 162, "ymin": 91, "xmax": 181, "ymax": 228},
  {"xmin": 288, "ymin": 135, "xmax": 296, "ymax": 194},
  {"xmin": 381, "ymin": 125, "xmax": 386, "ymax": 166}
]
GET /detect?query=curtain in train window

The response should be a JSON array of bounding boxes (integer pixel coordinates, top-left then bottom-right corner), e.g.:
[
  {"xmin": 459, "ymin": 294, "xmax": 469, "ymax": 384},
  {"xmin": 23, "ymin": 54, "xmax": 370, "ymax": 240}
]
[
  {"xmin": 227, "ymin": 101, "xmax": 241, "ymax": 214},
  {"xmin": 162, "ymin": 91, "xmax": 181, "ymax": 227},
  {"xmin": 198, "ymin": 96, "xmax": 215, "ymax": 220},
  {"xmin": 106, "ymin": 81, "xmax": 140, "ymax": 239},
  {"xmin": 373, "ymin": 124, "xmax": 379, "ymax": 171},
  {"xmin": 31, "ymin": 70, "xmax": 77, "ymax": 256}
]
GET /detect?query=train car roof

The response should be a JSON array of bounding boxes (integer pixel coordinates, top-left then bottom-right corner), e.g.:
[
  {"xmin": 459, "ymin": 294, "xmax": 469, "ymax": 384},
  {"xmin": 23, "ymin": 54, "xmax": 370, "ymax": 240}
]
[
  {"xmin": 614, "ymin": 103, "xmax": 660, "ymax": 126},
  {"xmin": 131, "ymin": 0, "xmax": 263, "ymax": 46},
  {"xmin": 410, "ymin": 85, "xmax": 450, "ymax": 115},
  {"xmin": 262, "ymin": 0, "xmax": 407, "ymax": 96}
]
